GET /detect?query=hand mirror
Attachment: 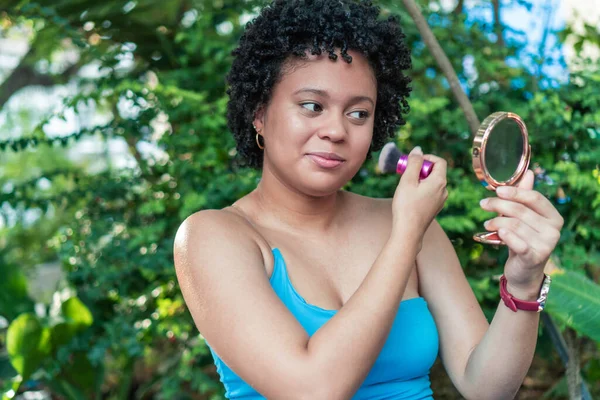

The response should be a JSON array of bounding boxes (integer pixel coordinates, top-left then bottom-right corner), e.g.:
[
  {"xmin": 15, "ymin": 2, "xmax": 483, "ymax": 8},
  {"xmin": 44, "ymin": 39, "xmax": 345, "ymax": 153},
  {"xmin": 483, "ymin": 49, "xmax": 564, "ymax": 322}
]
[{"xmin": 472, "ymin": 111, "xmax": 531, "ymax": 245}]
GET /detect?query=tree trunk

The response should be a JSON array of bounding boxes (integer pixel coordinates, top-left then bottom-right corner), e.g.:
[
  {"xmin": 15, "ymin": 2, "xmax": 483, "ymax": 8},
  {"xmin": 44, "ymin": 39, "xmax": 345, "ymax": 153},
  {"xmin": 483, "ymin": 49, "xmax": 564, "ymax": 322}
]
[
  {"xmin": 453, "ymin": 0, "xmax": 464, "ymax": 15},
  {"xmin": 492, "ymin": 0, "xmax": 505, "ymax": 47},
  {"xmin": 401, "ymin": 0, "xmax": 480, "ymax": 136},
  {"xmin": 565, "ymin": 329, "xmax": 582, "ymax": 400}
]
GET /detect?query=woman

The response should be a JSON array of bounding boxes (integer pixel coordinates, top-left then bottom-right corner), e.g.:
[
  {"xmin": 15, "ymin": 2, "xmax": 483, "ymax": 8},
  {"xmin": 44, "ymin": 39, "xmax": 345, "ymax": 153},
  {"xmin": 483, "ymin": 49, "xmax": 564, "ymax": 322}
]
[{"xmin": 173, "ymin": 0, "xmax": 564, "ymax": 398}]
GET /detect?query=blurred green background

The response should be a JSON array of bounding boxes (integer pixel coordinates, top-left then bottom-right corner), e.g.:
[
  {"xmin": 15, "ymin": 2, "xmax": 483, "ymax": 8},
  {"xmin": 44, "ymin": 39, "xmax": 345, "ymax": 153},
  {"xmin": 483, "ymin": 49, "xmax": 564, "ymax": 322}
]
[{"xmin": 0, "ymin": 0, "xmax": 599, "ymax": 399}]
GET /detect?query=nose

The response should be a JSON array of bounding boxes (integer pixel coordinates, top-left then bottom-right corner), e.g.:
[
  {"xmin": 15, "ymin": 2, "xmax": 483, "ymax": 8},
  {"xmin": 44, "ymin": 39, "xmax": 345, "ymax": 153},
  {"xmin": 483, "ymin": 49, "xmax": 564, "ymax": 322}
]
[{"xmin": 317, "ymin": 112, "xmax": 347, "ymax": 142}]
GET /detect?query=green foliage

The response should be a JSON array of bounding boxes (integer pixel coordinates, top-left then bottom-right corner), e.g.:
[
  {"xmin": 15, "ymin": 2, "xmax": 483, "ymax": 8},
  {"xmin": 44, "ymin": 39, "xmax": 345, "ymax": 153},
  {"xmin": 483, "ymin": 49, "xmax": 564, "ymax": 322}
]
[
  {"xmin": 4, "ymin": 295, "xmax": 96, "ymax": 398},
  {"xmin": 6, "ymin": 314, "xmax": 51, "ymax": 381},
  {"xmin": 0, "ymin": 262, "xmax": 34, "ymax": 322},
  {"xmin": 61, "ymin": 297, "xmax": 94, "ymax": 331},
  {"xmin": 546, "ymin": 269, "xmax": 600, "ymax": 342},
  {"xmin": 1, "ymin": 0, "xmax": 599, "ymax": 398}
]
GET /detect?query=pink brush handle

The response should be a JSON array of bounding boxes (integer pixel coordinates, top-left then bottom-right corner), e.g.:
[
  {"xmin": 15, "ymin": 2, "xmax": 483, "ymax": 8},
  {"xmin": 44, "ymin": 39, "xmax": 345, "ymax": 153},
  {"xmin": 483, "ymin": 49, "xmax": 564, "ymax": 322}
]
[{"xmin": 397, "ymin": 155, "xmax": 434, "ymax": 179}]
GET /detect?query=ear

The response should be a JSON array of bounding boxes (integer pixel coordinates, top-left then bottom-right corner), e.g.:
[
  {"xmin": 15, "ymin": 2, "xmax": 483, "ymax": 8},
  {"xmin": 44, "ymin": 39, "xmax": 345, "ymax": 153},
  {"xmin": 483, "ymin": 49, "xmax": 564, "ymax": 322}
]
[{"xmin": 253, "ymin": 105, "xmax": 266, "ymax": 132}]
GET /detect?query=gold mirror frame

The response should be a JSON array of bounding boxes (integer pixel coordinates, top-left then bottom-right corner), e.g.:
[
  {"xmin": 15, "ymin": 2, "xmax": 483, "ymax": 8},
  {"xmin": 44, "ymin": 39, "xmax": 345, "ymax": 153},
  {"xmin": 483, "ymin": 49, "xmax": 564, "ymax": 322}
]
[{"xmin": 472, "ymin": 111, "xmax": 531, "ymax": 245}]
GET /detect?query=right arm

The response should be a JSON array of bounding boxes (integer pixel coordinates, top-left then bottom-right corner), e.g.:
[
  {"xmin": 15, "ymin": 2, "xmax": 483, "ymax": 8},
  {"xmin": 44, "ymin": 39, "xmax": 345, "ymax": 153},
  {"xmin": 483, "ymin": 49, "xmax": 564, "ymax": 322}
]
[
  {"xmin": 174, "ymin": 211, "xmax": 419, "ymax": 399},
  {"xmin": 173, "ymin": 148, "xmax": 447, "ymax": 399}
]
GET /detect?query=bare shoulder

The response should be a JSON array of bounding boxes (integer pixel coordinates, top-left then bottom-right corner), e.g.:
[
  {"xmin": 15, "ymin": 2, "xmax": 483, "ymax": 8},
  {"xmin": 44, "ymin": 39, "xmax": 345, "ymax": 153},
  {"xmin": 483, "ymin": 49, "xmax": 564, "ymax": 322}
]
[
  {"xmin": 172, "ymin": 209, "xmax": 276, "ymax": 298},
  {"xmin": 175, "ymin": 208, "xmax": 255, "ymax": 242},
  {"xmin": 174, "ymin": 208, "xmax": 271, "ymax": 266},
  {"xmin": 175, "ymin": 210, "xmax": 238, "ymax": 255}
]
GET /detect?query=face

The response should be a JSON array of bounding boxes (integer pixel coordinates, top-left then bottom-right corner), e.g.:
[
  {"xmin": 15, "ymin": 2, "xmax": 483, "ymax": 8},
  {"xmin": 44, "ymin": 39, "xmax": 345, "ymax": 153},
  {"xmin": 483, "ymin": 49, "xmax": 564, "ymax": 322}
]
[{"xmin": 254, "ymin": 48, "xmax": 377, "ymax": 197}]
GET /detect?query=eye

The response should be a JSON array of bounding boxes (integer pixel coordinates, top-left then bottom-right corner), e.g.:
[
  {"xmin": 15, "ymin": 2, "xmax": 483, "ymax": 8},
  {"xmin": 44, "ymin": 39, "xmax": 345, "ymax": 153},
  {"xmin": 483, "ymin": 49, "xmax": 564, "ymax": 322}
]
[
  {"xmin": 349, "ymin": 110, "xmax": 370, "ymax": 120},
  {"xmin": 300, "ymin": 102, "xmax": 323, "ymax": 113}
]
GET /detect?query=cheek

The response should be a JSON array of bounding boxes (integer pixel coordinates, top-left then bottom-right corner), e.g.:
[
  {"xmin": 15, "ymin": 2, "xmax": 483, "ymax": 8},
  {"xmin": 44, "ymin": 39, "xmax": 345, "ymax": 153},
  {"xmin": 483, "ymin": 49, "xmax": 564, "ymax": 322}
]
[
  {"xmin": 356, "ymin": 131, "xmax": 374, "ymax": 154},
  {"xmin": 268, "ymin": 127, "xmax": 308, "ymax": 167},
  {"xmin": 268, "ymin": 111, "xmax": 300, "ymax": 143},
  {"xmin": 279, "ymin": 118, "xmax": 314, "ymax": 153},
  {"xmin": 291, "ymin": 121, "xmax": 313, "ymax": 147}
]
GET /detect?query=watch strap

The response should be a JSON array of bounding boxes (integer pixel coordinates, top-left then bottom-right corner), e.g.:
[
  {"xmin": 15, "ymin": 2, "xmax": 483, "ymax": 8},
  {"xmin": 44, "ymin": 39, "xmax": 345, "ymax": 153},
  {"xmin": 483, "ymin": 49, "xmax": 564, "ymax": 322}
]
[{"xmin": 499, "ymin": 274, "xmax": 550, "ymax": 312}]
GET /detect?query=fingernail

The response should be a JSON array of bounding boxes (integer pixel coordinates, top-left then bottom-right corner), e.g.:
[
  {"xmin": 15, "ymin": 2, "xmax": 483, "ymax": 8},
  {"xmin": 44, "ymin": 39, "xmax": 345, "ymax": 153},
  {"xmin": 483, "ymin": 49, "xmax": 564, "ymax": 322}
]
[
  {"xmin": 411, "ymin": 146, "xmax": 422, "ymax": 155},
  {"xmin": 480, "ymin": 198, "xmax": 489, "ymax": 207},
  {"xmin": 483, "ymin": 220, "xmax": 490, "ymax": 228}
]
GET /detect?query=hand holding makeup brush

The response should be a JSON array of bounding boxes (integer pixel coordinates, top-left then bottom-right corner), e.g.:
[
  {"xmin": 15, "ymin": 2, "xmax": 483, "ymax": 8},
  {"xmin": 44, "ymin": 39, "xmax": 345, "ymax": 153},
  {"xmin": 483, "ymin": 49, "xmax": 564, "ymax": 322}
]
[{"xmin": 390, "ymin": 146, "xmax": 448, "ymax": 245}]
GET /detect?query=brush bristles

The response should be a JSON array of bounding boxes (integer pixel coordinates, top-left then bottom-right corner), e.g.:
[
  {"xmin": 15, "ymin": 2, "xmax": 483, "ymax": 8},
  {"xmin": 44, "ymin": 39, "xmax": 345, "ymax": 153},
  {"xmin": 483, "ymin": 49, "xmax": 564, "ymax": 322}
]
[{"xmin": 378, "ymin": 142, "xmax": 401, "ymax": 173}]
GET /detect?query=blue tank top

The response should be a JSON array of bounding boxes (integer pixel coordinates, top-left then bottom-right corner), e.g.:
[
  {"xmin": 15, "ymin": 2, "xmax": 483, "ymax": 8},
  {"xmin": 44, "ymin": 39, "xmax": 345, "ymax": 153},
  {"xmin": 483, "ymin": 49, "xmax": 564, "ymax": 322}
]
[{"xmin": 207, "ymin": 248, "xmax": 439, "ymax": 399}]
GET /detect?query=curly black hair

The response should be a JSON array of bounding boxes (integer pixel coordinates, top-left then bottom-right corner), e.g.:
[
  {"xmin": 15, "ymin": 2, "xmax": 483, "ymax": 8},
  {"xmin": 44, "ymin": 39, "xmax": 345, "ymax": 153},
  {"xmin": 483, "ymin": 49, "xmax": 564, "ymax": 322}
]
[{"xmin": 226, "ymin": 0, "xmax": 412, "ymax": 170}]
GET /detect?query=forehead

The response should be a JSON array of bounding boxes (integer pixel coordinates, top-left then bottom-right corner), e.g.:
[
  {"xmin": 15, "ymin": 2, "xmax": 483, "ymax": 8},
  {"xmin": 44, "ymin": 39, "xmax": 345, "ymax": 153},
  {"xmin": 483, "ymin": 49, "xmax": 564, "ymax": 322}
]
[{"xmin": 276, "ymin": 49, "xmax": 377, "ymax": 96}]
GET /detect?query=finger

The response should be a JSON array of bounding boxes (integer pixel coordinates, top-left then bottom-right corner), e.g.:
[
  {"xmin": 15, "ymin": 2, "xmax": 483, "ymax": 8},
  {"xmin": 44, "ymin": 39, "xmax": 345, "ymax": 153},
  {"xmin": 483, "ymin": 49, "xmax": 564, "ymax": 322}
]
[
  {"xmin": 497, "ymin": 228, "xmax": 529, "ymax": 255},
  {"xmin": 419, "ymin": 154, "xmax": 447, "ymax": 189},
  {"xmin": 485, "ymin": 216, "xmax": 538, "ymax": 239},
  {"xmin": 402, "ymin": 146, "xmax": 424, "ymax": 184},
  {"xmin": 422, "ymin": 154, "xmax": 447, "ymax": 178},
  {"xmin": 422, "ymin": 154, "xmax": 446, "ymax": 164},
  {"xmin": 494, "ymin": 186, "xmax": 563, "ymax": 227},
  {"xmin": 485, "ymin": 216, "xmax": 557, "ymax": 253},
  {"xmin": 516, "ymin": 169, "xmax": 535, "ymax": 190},
  {"xmin": 481, "ymin": 197, "xmax": 545, "ymax": 232}
]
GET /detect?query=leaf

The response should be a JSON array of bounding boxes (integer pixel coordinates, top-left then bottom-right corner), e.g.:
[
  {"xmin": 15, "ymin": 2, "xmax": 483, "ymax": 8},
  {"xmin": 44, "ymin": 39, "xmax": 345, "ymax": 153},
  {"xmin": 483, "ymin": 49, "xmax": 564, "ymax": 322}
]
[
  {"xmin": 61, "ymin": 297, "xmax": 93, "ymax": 331},
  {"xmin": 45, "ymin": 378, "xmax": 88, "ymax": 400},
  {"xmin": 545, "ymin": 269, "xmax": 600, "ymax": 342},
  {"xmin": 50, "ymin": 322, "xmax": 79, "ymax": 350},
  {"xmin": 0, "ymin": 262, "xmax": 35, "ymax": 322},
  {"xmin": 62, "ymin": 352, "xmax": 97, "ymax": 391},
  {"xmin": 6, "ymin": 314, "xmax": 51, "ymax": 380},
  {"xmin": 45, "ymin": 352, "xmax": 97, "ymax": 399}
]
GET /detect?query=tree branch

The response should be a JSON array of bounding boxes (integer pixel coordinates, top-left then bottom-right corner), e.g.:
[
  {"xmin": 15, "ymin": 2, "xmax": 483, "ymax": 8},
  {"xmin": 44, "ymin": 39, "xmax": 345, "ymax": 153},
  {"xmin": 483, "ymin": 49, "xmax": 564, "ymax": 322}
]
[
  {"xmin": 401, "ymin": 0, "xmax": 480, "ymax": 136},
  {"xmin": 492, "ymin": 0, "xmax": 505, "ymax": 47},
  {"xmin": 453, "ymin": 0, "xmax": 464, "ymax": 15},
  {"xmin": 565, "ymin": 329, "xmax": 582, "ymax": 400},
  {"xmin": 0, "ymin": 46, "xmax": 81, "ymax": 109}
]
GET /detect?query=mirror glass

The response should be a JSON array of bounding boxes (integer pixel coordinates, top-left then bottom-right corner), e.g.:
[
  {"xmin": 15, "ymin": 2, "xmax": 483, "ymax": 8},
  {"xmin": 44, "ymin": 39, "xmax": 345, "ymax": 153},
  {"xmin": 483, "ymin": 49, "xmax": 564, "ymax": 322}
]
[{"xmin": 484, "ymin": 119, "xmax": 524, "ymax": 183}]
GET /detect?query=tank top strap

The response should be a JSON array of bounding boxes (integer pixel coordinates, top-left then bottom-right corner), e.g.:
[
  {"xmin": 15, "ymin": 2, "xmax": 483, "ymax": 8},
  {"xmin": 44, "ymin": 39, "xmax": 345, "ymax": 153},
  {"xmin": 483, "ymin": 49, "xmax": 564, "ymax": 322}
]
[{"xmin": 269, "ymin": 248, "xmax": 287, "ymax": 285}]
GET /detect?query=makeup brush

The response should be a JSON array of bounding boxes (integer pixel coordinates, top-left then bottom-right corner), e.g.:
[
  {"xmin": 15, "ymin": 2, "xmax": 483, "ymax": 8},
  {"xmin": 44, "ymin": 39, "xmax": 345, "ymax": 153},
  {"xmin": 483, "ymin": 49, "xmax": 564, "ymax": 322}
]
[{"xmin": 378, "ymin": 142, "xmax": 434, "ymax": 180}]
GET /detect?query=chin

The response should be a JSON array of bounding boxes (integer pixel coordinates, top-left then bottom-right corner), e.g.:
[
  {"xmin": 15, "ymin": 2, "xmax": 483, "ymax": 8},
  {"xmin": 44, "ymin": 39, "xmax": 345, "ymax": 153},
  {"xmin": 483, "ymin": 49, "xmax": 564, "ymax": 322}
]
[{"xmin": 298, "ymin": 170, "xmax": 354, "ymax": 197}]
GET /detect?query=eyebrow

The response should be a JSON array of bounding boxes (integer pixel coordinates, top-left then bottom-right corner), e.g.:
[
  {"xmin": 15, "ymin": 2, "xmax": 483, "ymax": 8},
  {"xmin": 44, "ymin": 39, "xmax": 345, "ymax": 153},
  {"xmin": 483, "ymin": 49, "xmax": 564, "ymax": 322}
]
[{"xmin": 292, "ymin": 88, "xmax": 375, "ymax": 107}]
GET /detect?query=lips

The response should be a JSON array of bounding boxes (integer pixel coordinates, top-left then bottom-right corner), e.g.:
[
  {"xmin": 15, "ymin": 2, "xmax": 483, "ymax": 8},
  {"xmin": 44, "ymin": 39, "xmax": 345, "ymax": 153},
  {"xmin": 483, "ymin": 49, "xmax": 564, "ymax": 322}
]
[
  {"xmin": 306, "ymin": 153, "xmax": 345, "ymax": 169},
  {"xmin": 306, "ymin": 152, "xmax": 345, "ymax": 161}
]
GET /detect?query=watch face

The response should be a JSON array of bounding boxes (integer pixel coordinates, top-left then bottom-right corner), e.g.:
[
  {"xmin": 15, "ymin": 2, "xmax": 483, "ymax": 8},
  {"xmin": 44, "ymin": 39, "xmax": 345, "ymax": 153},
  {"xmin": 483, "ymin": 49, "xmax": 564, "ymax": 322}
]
[{"xmin": 537, "ymin": 274, "xmax": 552, "ymax": 311}]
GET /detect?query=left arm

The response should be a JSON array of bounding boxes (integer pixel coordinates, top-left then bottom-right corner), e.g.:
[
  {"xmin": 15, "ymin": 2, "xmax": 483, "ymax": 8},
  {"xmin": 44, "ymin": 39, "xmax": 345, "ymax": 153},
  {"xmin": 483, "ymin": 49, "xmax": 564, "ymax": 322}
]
[{"xmin": 417, "ymin": 170, "xmax": 563, "ymax": 400}]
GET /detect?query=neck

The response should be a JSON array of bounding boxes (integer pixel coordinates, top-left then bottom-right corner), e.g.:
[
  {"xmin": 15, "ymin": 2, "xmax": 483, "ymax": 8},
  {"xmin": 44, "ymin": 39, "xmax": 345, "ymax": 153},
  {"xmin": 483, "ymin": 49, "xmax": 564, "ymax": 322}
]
[{"xmin": 250, "ymin": 165, "xmax": 346, "ymax": 235}]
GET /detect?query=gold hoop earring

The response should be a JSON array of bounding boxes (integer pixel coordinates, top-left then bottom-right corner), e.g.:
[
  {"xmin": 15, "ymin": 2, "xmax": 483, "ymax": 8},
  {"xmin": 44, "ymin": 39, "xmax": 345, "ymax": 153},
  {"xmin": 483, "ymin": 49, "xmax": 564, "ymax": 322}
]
[{"xmin": 255, "ymin": 132, "xmax": 265, "ymax": 150}]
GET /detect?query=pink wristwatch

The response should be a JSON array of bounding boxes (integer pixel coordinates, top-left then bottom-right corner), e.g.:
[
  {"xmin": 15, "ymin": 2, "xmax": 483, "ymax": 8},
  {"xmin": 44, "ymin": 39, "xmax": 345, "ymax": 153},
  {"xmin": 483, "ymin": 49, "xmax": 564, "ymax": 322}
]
[{"xmin": 499, "ymin": 274, "xmax": 552, "ymax": 312}]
